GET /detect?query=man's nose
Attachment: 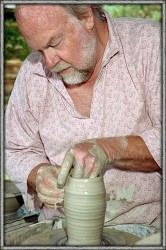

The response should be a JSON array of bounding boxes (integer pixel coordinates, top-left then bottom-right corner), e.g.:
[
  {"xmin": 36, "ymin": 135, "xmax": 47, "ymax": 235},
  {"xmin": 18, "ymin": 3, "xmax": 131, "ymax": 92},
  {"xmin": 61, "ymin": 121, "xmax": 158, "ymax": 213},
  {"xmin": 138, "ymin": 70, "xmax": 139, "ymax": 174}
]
[{"xmin": 43, "ymin": 49, "xmax": 61, "ymax": 69}]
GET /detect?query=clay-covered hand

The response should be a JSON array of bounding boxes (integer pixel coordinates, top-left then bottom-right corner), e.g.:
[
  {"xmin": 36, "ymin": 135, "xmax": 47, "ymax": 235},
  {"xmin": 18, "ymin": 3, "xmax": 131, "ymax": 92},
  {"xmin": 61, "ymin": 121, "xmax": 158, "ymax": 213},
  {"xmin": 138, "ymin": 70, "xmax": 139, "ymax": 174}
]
[
  {"xmin": 57, "ymin": 139, "xmax": 113, "ymax": 188},
  {"xmin": 36, "ymin": 165, "xmax": 64, "ymax": 209}
]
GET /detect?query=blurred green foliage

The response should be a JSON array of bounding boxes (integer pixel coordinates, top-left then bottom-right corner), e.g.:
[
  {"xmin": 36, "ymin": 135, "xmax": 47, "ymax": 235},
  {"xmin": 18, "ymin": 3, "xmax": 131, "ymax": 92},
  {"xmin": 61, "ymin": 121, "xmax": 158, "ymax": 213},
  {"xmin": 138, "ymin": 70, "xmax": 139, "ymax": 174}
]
[
  {"xmin": 4, "ymin": 18, "xmax": 30, "ymax": 60},
  {"xmin": 104, "ymin": 4, "xmax": 161, "ymax": 22},
  {"xmin": 4, "ymin": 4, "xmax": 161, "ymax": 61}
]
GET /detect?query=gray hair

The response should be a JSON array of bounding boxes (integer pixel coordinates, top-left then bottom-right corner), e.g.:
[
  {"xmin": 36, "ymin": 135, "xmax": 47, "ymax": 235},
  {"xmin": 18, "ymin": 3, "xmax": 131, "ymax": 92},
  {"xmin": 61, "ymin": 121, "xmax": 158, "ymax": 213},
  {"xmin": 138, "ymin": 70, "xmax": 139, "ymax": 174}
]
[{"xmin": 61, "ymin": 4, "xmax": 106, "ymax": 20}]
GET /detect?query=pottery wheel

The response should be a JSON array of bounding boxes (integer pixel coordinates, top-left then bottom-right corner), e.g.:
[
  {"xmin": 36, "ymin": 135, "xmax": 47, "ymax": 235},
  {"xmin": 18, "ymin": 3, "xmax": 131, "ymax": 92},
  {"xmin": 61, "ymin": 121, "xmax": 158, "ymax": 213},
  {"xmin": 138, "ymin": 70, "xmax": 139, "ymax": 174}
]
[{"xmin": 21, "ymin": 227, "xmax": 141, "ymax": 246}]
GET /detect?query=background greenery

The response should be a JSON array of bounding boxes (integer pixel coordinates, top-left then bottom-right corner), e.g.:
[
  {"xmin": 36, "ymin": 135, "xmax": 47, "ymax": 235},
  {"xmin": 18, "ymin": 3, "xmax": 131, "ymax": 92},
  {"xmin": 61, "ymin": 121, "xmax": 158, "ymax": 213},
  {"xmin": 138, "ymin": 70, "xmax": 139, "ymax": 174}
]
[
  {"xmin": 4, "ymin": 4, "xmax": 162, "ymax": 61},
  {"xmin": 4, "ymin": 19, "xmax": 30, "ymax": 61},
  {"xmin": 104, "ymin": 4, "xmax": 161, "ymax": 21}
]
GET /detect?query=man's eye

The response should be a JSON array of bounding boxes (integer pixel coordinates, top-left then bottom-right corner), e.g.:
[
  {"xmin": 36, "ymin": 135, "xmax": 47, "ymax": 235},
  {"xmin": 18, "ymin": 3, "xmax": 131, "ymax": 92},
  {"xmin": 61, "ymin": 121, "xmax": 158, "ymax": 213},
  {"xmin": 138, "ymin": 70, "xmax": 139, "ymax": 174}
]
[{"xmin": 49, "ymin": 41, "xmax": 61, "ymax": 48}]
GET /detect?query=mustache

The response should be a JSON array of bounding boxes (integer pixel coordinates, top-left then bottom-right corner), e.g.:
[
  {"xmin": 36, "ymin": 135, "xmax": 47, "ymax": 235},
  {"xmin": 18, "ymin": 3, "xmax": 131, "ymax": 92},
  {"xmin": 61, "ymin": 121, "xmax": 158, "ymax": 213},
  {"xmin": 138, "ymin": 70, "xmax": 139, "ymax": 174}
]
[{"xmin": 50, "ymin": 62, "xmax": 72, "ymax": 74}]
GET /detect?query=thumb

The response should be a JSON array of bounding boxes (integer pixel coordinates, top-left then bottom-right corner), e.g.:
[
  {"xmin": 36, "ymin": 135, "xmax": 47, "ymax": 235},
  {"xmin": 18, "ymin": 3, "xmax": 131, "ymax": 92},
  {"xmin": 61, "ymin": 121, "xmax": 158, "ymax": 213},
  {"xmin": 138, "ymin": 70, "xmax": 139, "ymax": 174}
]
[{"xmin": 57, "ymin": 148, "xmax": 74, "ymax": 188}]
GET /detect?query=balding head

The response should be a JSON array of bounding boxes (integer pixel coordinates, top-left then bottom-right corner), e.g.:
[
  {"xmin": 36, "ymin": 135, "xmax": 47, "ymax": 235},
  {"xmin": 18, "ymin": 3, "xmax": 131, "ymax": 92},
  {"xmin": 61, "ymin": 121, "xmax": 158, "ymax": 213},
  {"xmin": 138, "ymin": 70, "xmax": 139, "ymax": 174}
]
[
  {"xmin": 15, "ymin": 5, "xmax": 72, "ymax": 49},
  {"xmin": 15, "ymin": 4, "xmax": 104, "ymax": 22},
  {"xmin": 16, "ymin": 5, "xmax": 67, "ymax": 30}
]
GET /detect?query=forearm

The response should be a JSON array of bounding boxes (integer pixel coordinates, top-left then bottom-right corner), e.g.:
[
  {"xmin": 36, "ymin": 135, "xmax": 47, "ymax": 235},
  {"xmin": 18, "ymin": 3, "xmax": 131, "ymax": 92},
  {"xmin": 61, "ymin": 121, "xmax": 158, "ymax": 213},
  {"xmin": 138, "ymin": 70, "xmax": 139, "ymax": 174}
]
[
  {"xmin": 27, "ymin": 163, "xmax": 51, "ymax": 192},
  {"xmin": 98, "ymin": 135, "xmax": 160, "ymax": 172}
]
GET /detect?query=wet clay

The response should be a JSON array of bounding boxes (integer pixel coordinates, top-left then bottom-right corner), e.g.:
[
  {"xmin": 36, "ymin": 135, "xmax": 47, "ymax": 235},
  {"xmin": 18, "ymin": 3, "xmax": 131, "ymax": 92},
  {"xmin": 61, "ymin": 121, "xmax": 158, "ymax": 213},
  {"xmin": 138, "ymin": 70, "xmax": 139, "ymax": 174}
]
[
  {"xmin": 21, "ymin": 227, "xmax": 141, "ymax": 246},
  {"xmin": 64, "ymin": 176, "xmax": 106, "ymax": 245}
]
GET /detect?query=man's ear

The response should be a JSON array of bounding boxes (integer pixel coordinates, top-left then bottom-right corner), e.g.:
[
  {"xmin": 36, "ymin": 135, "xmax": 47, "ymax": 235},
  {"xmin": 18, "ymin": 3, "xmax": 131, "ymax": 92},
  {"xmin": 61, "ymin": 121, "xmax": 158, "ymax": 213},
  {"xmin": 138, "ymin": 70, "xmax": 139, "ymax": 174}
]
[{"xmin": 80, "ymin": 7, "xmax": 94, "ymax": 30}]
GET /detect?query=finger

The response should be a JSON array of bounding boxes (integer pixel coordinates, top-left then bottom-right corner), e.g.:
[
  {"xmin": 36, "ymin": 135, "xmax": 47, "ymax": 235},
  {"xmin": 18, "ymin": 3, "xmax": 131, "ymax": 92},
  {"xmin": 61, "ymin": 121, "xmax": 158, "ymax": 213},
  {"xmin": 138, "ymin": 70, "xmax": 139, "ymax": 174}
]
[
  {"xmin": 45, "ymin": 199, "xmax": 64, "ymax": 209},
  {"xmin": 44, "ymin": 174, "xmax": 59, "ymax": 189},
  {"xmin": 83, "ymin": 155, "xmax": 95, "ymax": 178},
  {"xmin": 57, "ymin": 148, "xmax": 74, "ymax": 188},
  {"xmin": 37, "ymin": 165, "xmax": 58, "ymax": 180},
  {"xmin": 37, "ymin": 193, "xmax": 56, "ymax": 206},
  {"xmin": 88, "ymin": 145, "xmax": 107, "ymax": 178},
  {"xmin": 36, "ymin": 174, "xmax": 58, "ymax": 190},
  {"xmin": 44, "ymin": 203, "xmax": 54, "ymax": 209},
  {"xmin": 37, "ymin": 182, "xmax": 64, "ymax": 197},
  {"xmin": 36, "ymin": 165, "xmax": 61, "ymax": 190},
  {"xmin": 89, "ymin": 161, "xmax": 102, "ymax": 178},
  {"xmin": 72, "ymin": 160, "xmax": 84, "ymax": 178},
  {"xmin": 37, "ymin": 192, "xmax": 64, "ymax": 206},
  {"xmin": 36, "ymin": 167, "xmax": 54, "ymax": 188}
]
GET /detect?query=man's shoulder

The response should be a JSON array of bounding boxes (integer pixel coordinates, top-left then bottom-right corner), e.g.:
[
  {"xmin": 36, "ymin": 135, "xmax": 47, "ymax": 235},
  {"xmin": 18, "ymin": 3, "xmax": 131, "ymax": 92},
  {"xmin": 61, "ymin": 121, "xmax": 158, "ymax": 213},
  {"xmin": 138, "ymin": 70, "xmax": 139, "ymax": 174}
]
[
  {"xmin": 26, "ymin": 50, "xmax": 43, "ymax": 63},
  {"xmin": 112, "ymin": 17, "xmax": 160, "ymax": 36},
  {"xmin": 21, "ymin": 50, "xmax": 44, "ymax": 74},
  {"xmin": 112, "ymin": 16, "xmax": 160, "ymax": 28}
]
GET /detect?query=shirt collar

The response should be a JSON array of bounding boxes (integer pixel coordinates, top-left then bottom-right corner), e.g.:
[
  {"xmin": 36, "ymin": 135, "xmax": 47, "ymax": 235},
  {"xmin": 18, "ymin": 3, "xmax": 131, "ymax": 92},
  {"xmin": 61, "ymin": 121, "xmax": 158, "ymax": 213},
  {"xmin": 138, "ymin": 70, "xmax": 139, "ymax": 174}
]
[{"xmin": 101, "ymin": 10, "xmax": 120, "ymax": 68}]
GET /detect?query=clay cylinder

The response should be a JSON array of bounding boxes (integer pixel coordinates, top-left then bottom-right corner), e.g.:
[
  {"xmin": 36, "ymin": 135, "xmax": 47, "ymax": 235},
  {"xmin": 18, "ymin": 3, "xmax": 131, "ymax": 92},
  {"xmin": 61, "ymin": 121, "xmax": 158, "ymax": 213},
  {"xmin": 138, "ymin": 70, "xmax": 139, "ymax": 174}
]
[{"xmin": 64, "ymin": 176, "xmax": 106, "ymax": 246}]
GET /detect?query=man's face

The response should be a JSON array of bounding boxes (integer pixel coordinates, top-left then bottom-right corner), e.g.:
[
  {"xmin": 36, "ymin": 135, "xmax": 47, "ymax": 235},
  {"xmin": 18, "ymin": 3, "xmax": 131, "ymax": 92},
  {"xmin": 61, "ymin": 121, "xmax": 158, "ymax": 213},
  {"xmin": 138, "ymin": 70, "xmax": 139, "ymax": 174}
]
[
  {"xmin": 17, "ymin": 6, "xmax": 98, "ymax": 85},
  {"xmin": 50, "ymin": 33, "xmax": 97, "ymax": 85}
]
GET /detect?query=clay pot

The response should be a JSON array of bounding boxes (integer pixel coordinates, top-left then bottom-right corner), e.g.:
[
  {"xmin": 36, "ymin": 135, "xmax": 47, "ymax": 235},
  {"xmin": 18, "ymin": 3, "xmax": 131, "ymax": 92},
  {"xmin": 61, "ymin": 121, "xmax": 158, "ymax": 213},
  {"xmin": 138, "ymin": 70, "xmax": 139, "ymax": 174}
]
[
  {"xmin": 64, "ymin": 176, "xmax": 106, "ymax": 246},
  {"xmin": 4, "ymin": 180, "xmax": 24, "ymax": 215}
]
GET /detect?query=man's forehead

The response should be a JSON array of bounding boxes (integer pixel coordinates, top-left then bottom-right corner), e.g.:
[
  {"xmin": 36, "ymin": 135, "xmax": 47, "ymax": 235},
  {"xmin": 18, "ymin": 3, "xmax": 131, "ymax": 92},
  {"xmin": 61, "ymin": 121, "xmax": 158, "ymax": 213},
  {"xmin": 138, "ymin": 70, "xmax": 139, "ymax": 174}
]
[
  {"xmin": 16, "ymin": 5, "xmax": 73, "ymax": 51},
  {"xmin": 16, "ymin": 5, "xmax": 67, "ymax": 22},
  {"xmin": 16, "ymin": 4, "xmax": 72, "ymax": 36}
]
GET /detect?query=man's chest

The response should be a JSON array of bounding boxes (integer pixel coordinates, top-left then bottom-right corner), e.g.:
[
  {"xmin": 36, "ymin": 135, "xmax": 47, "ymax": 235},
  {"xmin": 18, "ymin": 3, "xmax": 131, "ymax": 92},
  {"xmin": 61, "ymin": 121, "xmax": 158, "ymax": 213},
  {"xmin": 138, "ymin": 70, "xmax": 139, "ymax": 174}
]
[
  {"xmin": 66, "ymin": 84, "xmax": 94, "ymax": 118},
  {"xmin": 38, "ymin": 79, "xmax": 150, "ymax": 160}
]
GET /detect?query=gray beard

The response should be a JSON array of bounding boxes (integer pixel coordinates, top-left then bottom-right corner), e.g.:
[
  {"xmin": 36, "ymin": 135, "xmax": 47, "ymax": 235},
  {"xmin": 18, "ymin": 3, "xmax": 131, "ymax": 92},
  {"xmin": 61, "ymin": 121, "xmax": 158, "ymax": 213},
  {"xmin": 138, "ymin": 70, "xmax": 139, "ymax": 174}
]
[{"xmin": 52, "ymin": 67, "xmax": 93, "ymax": 85}]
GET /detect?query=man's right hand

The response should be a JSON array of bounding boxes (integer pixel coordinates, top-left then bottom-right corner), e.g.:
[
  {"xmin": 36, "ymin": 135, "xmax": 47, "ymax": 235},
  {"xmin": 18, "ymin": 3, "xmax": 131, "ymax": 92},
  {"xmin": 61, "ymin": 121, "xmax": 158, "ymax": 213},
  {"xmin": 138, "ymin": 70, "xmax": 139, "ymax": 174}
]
[{"xmin": 36, "ymin": 165, "xmax": 64, "ymax": 209}]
